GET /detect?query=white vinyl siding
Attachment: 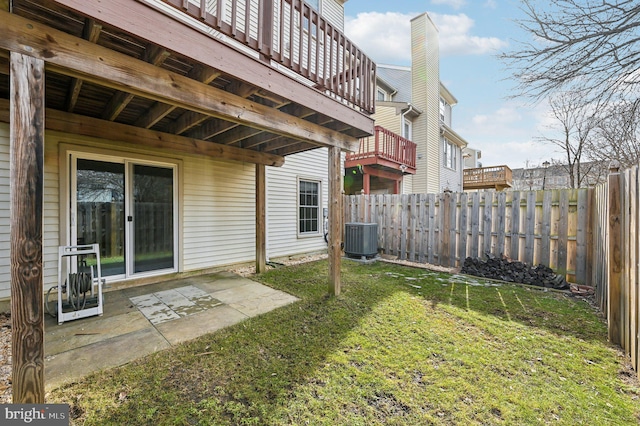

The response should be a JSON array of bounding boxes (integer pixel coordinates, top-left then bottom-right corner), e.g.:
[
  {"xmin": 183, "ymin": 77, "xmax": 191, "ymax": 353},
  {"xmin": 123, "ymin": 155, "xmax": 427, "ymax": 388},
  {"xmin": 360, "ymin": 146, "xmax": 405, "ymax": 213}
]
[
  {"xmin": 0, "ymin": 124, "xmax": 60, "ymax": 300},
  {"xmin": 266, "ymin": 149, "xmax": 329, "ymax": 258},
  {"xmin": 0, "ymin": 125, "xmax": 9, "ymax": 299},
  {"xmin": 44, "ymin": 132, "xmax": 61, "ymax": 292},
  {"xmin": 441, "ymin": 140, "xmax": 463, "ymax": 193},
  {"xmin": 411, "ymin": 13, "xmax": 441, "ymax": 194},
  {"xmin": 182, "ymin": 156, "xmax": 256, "ymax": 270},
  {"xmin": 321, "ymin": 0, "xmax": 345, "ymax": 32},
  {"xmin": 372, "ymin": 105, "xmax": 402, "ymax": 136}
]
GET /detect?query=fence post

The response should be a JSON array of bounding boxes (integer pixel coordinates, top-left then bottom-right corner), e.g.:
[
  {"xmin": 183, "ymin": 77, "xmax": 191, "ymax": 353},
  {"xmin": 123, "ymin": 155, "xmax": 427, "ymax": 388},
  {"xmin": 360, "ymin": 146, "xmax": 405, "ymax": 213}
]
[{"xmin": 608, "ymin": 165, "xmax": 623, "ymax": 345}]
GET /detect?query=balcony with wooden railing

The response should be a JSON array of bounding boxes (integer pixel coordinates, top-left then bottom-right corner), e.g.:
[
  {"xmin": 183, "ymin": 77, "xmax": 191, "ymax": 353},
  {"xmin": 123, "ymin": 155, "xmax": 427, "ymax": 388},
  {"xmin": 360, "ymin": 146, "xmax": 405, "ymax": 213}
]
[
  {"xmin": 345, "ymin": 126, "xmax": 417, "ymax": 173},
  {"xmin": 463, "ymin": 165, "xmax": 513, "ymax": 191},
  {"xmin": 158, "ymin": 0, "xmax": 376, "ymax": 114}
]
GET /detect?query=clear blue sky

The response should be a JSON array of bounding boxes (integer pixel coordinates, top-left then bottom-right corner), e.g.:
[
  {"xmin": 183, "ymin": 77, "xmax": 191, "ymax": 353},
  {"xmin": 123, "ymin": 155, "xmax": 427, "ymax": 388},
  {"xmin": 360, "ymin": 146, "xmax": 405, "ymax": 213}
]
[{"xmin": 343, "ymin": 0, "xmax": 554, "ymax": 169}]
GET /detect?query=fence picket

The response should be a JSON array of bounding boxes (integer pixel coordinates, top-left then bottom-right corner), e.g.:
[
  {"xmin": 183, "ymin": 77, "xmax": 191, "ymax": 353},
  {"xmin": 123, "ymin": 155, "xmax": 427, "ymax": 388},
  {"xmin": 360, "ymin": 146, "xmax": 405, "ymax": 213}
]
[
  {"xmin": 525, "ymin": 191, "xmax": 536, "ymax": 264},
  {"xmin": 419, "ymin": 194, "xmax": 427, "ymax": 263},
  {"xmin": 400, "ymin": 194, "xmax": 408, "ymax": 260},
  {"xmin": 557, "ymin": 190, "xmax": 569, "ymax": 277},
  {"xmin": 496, "ymin": 192, "xmax": 506, "ymax": 257},
  {"xmin": 483, "ymin": 192, "xmax": 493, "ymax": 256},
  {"xmin": 470, "ymin": 192, "xmax": 480, "ymax": 258},
  {"xmin": 428, "ymin": 194, "xmax": 436, "ymax": 264},
  {"xmin": 459, "ymin": 192, "xmax": 468, "ymax": 262},
  {"xmin": 510, "ymin": 191, "xmax": 521, "ymax": 260}
]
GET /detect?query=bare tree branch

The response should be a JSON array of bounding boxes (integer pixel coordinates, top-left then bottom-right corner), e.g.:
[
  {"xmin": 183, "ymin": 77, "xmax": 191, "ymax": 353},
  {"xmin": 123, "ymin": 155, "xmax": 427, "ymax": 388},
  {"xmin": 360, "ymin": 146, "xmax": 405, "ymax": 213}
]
[{"xmin": 501, "ymin": 0, "xmax": 640, "ymax": 105}]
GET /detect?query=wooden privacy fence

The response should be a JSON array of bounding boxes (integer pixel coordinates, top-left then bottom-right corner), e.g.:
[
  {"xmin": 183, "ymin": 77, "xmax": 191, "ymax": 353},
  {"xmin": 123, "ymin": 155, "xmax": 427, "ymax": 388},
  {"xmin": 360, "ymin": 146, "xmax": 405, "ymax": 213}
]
[
  {"xmin": 345, "ymin": 189, "xmax": 591, "ymax": 285},
  {"xmin": 595, "ymin": 165, "xmax": 639, "ymax": 376}
]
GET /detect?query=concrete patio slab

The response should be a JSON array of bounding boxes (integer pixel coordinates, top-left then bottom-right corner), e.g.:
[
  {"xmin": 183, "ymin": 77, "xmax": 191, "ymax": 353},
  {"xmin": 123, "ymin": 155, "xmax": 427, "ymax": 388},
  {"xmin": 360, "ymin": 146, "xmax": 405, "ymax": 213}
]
[
  {"xmin": 154, "ymin": 304, "xmax": 249, "ymax": 345},
  {"xmin": 46, "ymin": 327, "xmax": 170, "ymax": 390},
  {"xmin": 43, "ymin": 273, "xmax": 298, "ymax": 391}
]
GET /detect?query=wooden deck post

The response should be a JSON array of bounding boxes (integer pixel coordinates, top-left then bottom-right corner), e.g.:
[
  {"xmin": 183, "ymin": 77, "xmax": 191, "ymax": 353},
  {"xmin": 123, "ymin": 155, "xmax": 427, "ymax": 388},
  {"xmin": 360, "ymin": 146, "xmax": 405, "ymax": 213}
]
[
  {"xmin": 608, "ymin": 165, "xmax": 623, "ymax": 345},
  {"xmin": 363, "ymin": 172, "xmax": 370, "ymax": 195},
  {"xmin": 328, "ymin": 146, "xmax": 342, "ymax": 295},
  {"xmin": 10, "ymin": 52, "xmax": 45, "ymax": 403},
  {"xmin": 256, "ymin": 163, "xmax": 267, "ymax": 273}
]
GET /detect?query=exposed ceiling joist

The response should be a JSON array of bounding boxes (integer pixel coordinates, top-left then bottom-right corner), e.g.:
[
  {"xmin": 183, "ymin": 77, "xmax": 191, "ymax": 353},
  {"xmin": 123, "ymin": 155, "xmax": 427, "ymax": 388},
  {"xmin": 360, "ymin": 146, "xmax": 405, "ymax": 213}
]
[
  {"xmin": 135, "ymin": 65, "xmax": 221, "ymax": 129},
  {"xmin": 66, "ymin": 18, "xmax": 102, "ymax": 112},
  {"xmin": 101, "ymin": 45, "xmax": 170, "ymax": 121}
]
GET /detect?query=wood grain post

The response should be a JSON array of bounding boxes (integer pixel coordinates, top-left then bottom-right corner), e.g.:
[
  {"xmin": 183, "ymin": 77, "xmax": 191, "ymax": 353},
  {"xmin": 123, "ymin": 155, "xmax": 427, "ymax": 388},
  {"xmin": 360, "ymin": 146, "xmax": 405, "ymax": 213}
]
[
  {"xmin": 608, "ymin": 165, "xmax": 623, "ymax": 345},
  {"xmin": 255, "ymin": 163, "xmax": 266, "ymax": 273},
  {"xmin": 10, "ymin": 52, "xmax": 45, "ymax": 403},
  {"xmin": 328, "ymin": 146, "xmax": 342, "ymax": 295}
]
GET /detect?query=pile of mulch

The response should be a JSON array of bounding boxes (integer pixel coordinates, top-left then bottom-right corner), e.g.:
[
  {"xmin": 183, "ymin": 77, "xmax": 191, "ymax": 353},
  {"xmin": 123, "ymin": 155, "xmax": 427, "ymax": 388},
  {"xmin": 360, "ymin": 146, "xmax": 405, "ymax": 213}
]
[{"xmin": 461, "ymin": 255, "xmax": 570, "ymax": 290}]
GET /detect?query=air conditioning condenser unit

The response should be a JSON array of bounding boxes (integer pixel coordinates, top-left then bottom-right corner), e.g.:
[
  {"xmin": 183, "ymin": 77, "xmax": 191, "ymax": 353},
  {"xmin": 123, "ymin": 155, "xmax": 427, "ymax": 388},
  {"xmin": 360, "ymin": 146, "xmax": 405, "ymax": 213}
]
[{"xmin": 344, "ymin": 222, "xmax": 378, "ymax": 258}]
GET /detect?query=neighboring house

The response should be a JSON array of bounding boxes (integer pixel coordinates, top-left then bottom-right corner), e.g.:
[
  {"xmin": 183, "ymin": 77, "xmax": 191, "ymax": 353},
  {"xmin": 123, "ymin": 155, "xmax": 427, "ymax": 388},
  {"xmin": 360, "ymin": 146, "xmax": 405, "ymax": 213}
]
[
  {"xmin": 345, "ymin": 13, "xmax": 469, "ymax": 195},
  {"xmin": 0, "ymin": 0, "xmax": 375, "ymax": 301},
  {"xmin": 463, "ymin": 147, "xmax": 482, "ymax": 169},
  {"xmin": 511, "ymin": 162, "xmax": 607, "ymax": 191}
]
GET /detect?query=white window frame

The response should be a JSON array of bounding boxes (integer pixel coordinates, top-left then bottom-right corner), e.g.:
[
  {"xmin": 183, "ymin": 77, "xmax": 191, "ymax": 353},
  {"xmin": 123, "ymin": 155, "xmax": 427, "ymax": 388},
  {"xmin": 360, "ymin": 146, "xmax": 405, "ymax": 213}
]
[
  {"xmin": 403, "ymin": 117, "xmax": 412, "ymax": 140},
  {"xmin": 297, "ymin": 177, "xmax": 322, "ymax": 237},
  {"xmin": 377, "ymin": 87, "xmax": 387, "ymax": 102},
  {"xmin": 439, "ymin": 97, "xmax": 446, "ymax": 123},
  {"xmin": 443, "ymin": 138, "xmax": 457, "ymax": 171}
]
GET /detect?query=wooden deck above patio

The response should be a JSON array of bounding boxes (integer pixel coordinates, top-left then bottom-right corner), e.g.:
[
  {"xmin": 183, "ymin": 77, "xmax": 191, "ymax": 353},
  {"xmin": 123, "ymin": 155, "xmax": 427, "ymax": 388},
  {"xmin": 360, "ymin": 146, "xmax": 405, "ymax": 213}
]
[
  {"xmin": 0, "ymin": 0, "xmax": 376, "ymax": 165},
  {"xmin": 463, "ymin": 165, "xmax": 513, "ymax": 191}
]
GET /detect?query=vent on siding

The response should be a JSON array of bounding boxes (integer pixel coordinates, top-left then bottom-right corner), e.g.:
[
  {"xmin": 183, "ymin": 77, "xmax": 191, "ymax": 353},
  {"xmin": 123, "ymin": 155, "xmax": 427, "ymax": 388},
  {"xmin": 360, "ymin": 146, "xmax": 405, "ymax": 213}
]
[{"xmin": 344, "ymin": 222, "xmax": 378, "ymax": 258}]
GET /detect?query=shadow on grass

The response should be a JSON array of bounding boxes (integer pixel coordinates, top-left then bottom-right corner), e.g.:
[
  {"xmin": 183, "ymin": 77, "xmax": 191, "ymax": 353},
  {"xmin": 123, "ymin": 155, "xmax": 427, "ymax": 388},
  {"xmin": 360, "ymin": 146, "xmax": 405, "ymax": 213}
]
[{"xmin": 50, "ymin": 259, "xmax": 610, "ymax": 425}]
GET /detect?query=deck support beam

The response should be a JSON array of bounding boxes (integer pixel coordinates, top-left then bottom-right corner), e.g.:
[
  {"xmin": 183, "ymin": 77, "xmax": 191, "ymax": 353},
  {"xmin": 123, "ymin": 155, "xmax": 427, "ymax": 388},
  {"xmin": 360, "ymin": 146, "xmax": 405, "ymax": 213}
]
[
  {"xmin": 10, "ymin": 52, "xmax": 45, "ymax": 403},
  {"xmin": 328, "ymin": 146, "xmax": 342, "ymax": 295}
]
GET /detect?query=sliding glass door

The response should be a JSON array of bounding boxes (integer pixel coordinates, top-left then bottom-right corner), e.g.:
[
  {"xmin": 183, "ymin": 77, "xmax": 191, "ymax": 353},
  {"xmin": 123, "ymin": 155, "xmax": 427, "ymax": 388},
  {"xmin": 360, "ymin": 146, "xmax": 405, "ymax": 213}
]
[
  {"xmin": 72, "ymin": 155, "xmax": 176, "ymax": 279},
  {"xmin": 132, "ymin": 164, "xmax": 174, "ymax": 273}
]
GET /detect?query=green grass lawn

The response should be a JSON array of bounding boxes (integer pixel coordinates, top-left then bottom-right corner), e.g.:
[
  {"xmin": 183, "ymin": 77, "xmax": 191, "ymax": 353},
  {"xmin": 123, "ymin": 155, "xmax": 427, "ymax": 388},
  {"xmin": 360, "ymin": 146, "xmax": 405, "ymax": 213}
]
[{"xmin": 49, "ymin": 260, "xmax": 640, "ymax": 425}]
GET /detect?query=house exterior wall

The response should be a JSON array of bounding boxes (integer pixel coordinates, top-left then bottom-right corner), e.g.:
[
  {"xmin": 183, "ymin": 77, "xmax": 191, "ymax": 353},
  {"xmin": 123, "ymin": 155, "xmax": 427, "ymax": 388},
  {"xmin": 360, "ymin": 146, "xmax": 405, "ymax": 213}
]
[
  {"xmin": 266, "ymin": 148, "xmax": 330, "ymax": 258},
  {"xmin": 0, "ymin": 123, "xmax": 329, "ymax": 301},
  {"xmin": 322, "ymin": 0, "xmax": 346, "ymax": 32},
  {"xmin": 440, "ymin": 140, "xmax": 464, "ymax": 193},
  {"xmin": 372, "ymin": 104, "xmax": 403, "ymax": 136},
  {"xmin": 411, "ymin": 13, "xmax": 440, "ymax": 194}
]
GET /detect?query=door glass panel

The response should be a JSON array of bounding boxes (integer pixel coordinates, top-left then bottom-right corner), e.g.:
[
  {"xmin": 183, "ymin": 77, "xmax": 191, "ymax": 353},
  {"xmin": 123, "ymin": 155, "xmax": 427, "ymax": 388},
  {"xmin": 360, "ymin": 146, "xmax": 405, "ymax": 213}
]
[
  {"xmin": 133, "ymin": 165, "xmax": 174, "ymax": 273},
  {"xmin": 76, "ymin": 159, "xmax": 125, "ymax": 276}
]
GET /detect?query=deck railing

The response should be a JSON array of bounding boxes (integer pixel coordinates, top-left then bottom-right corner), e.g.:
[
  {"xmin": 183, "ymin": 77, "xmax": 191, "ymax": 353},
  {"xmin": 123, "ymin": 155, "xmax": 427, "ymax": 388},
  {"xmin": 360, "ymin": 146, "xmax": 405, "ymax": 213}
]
[
  {"xmin": 157, "ymin": 0, "xmax": 375, "ymax": 113},
  {"xmin": 463, "ymin": 165, "xmax": 512, "ymax": 189},
  {"xmin": 346, "ymin": 126, "xmax": 417, "ymax": 170}
]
